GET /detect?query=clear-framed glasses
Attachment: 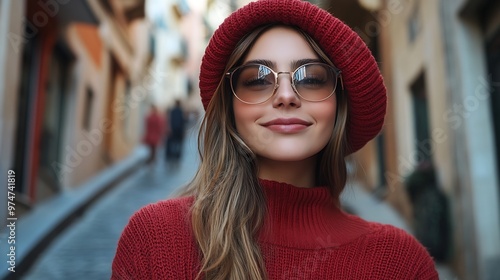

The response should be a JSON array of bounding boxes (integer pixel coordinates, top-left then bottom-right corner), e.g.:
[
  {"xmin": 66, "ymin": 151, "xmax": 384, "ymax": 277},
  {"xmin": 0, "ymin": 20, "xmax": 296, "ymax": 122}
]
[{"xmin": 226, "ymin": 62, "xmax": 343, "ymax": 104}]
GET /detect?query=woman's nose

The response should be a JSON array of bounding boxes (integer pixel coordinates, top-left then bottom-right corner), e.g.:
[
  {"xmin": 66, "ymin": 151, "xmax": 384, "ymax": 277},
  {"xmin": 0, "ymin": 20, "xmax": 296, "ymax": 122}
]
[{"xmin": 272, "ymin": 74, "xmax": 301, "ymax": 108}]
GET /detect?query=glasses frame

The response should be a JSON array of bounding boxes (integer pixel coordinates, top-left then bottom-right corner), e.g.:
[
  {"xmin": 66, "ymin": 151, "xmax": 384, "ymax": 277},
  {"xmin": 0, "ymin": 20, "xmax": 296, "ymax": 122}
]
[{"xmin": 226, "ymin": 62, "xmax": 343, "ymax": 105}]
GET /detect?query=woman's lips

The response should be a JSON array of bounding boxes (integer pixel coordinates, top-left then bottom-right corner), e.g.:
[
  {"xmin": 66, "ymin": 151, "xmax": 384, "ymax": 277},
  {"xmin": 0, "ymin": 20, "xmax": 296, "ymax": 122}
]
[{"xmin": 261, "ymin": 118, "xmax": 312, "ymax": 133}]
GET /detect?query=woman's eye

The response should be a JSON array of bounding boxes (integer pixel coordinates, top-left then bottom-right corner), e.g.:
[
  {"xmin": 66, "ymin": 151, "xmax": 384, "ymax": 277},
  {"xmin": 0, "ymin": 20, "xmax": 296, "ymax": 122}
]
[
  {"xmin": 240, "ymin": 77, "xmax": 274, "ymax": 91},
  {"xmin": 296, "ymin": 77, "xmax": 326, "ymax": 87},
  {"xmin": 244, "ymin": 78, "xmax": 271, "ymax": 86}
]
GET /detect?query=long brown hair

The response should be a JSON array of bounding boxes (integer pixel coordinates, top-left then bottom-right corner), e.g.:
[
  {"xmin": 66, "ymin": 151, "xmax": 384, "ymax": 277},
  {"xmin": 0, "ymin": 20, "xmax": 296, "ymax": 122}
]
[{"xmin": 179, "ymin": 24, "xmax": 349, "ymax": 280}]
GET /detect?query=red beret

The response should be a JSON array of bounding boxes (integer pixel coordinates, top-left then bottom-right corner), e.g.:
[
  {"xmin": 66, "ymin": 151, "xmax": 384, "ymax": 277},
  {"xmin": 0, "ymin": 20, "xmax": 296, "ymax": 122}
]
[{"xmin": 199, "ymin": 0, "xmax": 387, "ymax": 154}]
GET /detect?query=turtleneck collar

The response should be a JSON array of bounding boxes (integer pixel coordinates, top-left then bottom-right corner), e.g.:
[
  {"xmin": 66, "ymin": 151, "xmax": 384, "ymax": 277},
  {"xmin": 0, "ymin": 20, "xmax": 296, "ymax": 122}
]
[{"xmin": 258, "ymin": 179, "xmax": 371, "ymax": 249}]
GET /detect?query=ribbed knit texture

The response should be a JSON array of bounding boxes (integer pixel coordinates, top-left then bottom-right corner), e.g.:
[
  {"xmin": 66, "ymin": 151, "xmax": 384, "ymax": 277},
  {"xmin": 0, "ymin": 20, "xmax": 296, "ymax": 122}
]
[
  {"xmin": 112, "ymin": 180, "xmax": 438, "ymax": 279},
  {"xmin": 199, "ymin": 0, "xmax": 387, "ymax": 154}
]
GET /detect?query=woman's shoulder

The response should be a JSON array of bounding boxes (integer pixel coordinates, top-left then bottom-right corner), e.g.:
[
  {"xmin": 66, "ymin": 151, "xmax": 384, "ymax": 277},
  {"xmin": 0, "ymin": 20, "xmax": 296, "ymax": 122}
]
[
  {"xmin": 112, "ymin": 196, "xmax": 198, "ymax": 279},
  {"xmin": 366, "ymin": 222, "xmax": 413, "ymax": 238},
  {"xmin": 363, "ymin": 222, "xmax": 428, "ymax": 252},
  {"xmin": 115, "ymin": 196, "xmax": 195, "ymax": 257},
  {"xmin": 129, "ymin": 196, "xmax": 193, "ymax": 228},
  {"xmin": 360, "ymin": 222, "xmax": 438, "ymax": 279},
  {"xmin": 138, "ymin": 195, "xmax": 193, "ymax": 214},
  {"xmin": 118, "ymin": 196, "xmax": 194, "ymax": 244}
]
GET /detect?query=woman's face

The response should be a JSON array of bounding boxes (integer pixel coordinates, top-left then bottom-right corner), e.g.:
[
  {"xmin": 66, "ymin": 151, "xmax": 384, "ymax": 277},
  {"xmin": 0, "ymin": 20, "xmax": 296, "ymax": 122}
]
[{"xmin": 232, "ymin": 26, "xmax": 337, "ymax": 164}]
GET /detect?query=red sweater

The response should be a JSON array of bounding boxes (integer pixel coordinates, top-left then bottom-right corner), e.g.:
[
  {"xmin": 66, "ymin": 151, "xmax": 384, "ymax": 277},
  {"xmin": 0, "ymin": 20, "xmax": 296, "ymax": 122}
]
[{"xmin": 112, "ymin": 180, "xmax": 438, "ymax": 279}]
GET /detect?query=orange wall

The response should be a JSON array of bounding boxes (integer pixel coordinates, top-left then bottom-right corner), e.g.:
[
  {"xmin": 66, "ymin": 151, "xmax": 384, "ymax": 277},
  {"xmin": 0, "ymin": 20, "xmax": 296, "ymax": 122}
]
[{"xmin": 75, "ymin": 24, "xmax": 103, "ymax": 69}]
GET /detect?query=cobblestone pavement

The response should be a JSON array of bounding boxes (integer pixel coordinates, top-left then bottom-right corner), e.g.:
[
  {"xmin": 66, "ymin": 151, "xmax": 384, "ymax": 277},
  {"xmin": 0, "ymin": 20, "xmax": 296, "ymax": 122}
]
[{"xmin": 22, "ymin": 125, "xmax": 200, "ymax": 280}]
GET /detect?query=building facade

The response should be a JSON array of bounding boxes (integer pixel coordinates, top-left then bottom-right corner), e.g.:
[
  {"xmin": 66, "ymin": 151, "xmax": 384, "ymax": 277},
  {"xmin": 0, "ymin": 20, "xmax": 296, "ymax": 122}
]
[
  {"xmin": 0, "ymin": 0, "xmax": 151, "ymax": 224},
  {"xmin": 318, "ymin": 0, "xmax": 500, "ymax": 279},
  {"xmin": 146, "ymin": 0, "xmax": 253, "ymax": 112}
]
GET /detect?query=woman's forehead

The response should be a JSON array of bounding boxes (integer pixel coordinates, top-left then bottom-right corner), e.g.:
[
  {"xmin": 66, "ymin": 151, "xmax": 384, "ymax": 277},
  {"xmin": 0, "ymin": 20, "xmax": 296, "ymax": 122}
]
[{"xmin": 242, "ymin": 26, "xmax": 319, "ymax": 66}]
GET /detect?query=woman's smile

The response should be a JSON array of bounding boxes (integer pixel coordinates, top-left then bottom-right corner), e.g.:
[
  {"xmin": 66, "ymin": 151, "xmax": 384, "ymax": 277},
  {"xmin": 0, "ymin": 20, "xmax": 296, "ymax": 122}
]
[{"xmin": 260, "ymin": 118, "xmax": 312, "ymax": 133}]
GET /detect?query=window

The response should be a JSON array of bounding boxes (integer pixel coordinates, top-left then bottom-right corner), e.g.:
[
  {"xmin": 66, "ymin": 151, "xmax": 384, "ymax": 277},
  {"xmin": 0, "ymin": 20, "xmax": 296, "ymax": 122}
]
[
  {"xmin": 485, "ymin": 22, "xmax": 500, "ymax": 185},
  {"xmin": 122, "ymin": 80, "xmax": 132, "ymax": 141},
  {"xmin": 40, "ymin": 44, "xmax": 73, "ymax": 191},
  {"xmin": 408, "ymin": 3, "xmax": 421, "ymax": 43},
  {"xmin": 83, "ymin": 87, "xmax": 94, "ymax": 131},
  {"xmin": 411, "ymin": 72, "xmax": 432, "ymax": 163},
  {"xmin": 13, "ymin": 30, "xmax": 38, "ymax": 195},
  {"xmin": 376, "ymin": 133, "xmax": 387, "ymax": 187}
]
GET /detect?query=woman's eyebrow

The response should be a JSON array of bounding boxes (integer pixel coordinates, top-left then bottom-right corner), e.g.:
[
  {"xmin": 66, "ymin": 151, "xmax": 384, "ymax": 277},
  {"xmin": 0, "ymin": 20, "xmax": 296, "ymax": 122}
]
[
  {"xmin": 291, "ymin": 58, "xmax": 322, "ymax": 69},
  {"xmin": 243, "ymin": 59, "xmax": 275, "ymax": 68},
  {"xmin": 242, "ymin": 58, "xmax": 322, "ymax": 70}
]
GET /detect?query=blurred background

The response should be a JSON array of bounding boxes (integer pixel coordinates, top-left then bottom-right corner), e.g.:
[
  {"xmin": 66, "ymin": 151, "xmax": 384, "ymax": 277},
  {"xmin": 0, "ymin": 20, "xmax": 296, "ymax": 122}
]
[{"xmin": 0, "ymin": 0, "xmax": 499, "ymax": 279}]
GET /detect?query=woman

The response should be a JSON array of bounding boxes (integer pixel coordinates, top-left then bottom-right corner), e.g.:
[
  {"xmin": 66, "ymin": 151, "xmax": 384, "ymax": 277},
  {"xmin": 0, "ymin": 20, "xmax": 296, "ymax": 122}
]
[{"xmin": 112, "ymin": 0, "xmax": 438, "ymax": 279}]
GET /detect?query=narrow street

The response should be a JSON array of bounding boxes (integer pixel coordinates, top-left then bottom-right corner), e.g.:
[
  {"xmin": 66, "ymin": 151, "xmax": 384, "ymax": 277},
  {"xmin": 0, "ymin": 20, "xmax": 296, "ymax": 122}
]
[
  {"xmin": 19, "ymin": 120, "xmax": 455, "ymax": 279},
  {"xmin": 22, "ymin": 124, "xmax": 201, "ymax": 280}
]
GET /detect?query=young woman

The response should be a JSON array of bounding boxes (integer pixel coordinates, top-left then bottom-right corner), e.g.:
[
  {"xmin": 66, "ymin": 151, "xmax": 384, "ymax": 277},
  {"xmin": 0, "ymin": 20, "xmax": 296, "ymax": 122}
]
[{"xmin": 112, "ymin": 1, "xmax": 439, "ymax": 279}]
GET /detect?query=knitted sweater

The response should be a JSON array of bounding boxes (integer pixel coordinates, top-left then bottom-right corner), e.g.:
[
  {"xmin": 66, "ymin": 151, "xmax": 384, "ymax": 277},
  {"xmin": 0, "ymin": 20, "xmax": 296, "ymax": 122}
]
[{"xmin": 112, "ymin": 180, "xmax": 438, "ymax": 279}]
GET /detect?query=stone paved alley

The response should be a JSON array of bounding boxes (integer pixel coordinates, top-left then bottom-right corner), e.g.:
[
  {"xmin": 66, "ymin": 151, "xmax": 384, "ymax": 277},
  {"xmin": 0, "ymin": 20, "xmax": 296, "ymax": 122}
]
[{"xmin": 22, "ymin": 125, "xmax": 200, "ymax": 280}]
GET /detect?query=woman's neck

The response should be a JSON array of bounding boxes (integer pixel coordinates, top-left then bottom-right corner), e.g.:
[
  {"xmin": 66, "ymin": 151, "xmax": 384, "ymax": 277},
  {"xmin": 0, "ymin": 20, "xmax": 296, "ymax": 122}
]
[
  {"xmin": 256, "ymin": 156, "xmax": 316, "ymax": 188},
  {"xmin": 257, "ymin": 179, "xmax": 371, "ymax": 248}
]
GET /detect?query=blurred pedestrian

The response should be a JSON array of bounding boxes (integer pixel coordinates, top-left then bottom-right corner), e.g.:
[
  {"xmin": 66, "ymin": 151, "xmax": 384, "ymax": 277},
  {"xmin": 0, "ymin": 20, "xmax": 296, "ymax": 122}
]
[
  {"xmin": 142, "ymin": 104, "xmax": 165, "ymax": 166},
  {"xmin": 113, "ymin": 1, "xmax": 438, "ymax": 279},
  {"xmin": 165, "ymin": 99, "xmax": 186, "ymax": 162},
  {"xmin": 405, "ymin": 160, "xmax": 451, "ymax": 262}
]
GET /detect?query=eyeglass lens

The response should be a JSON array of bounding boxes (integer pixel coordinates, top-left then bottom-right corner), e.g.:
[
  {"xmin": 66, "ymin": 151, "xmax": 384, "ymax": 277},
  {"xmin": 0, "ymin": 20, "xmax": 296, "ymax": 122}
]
[{"xmin": 231, "ymin": 63, "xmax": 338, "ymax": 104}]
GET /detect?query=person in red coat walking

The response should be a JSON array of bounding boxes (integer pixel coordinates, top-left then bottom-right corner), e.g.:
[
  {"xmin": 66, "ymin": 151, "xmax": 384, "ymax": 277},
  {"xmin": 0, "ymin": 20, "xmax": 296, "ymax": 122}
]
[
  {"xmin": 143, "ymin": 104, "xmax": 166, "ymax": 165},
  {"xmin": 113, "ymin": 1, "xmax": 439, "ymax": 279}
]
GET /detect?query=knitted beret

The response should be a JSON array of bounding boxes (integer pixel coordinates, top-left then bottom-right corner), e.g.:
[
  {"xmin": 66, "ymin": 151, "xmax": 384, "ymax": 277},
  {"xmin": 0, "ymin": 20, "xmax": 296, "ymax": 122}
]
[{"xmin": 199, "ymin": 0, "xmax": 387, "ymax": 154}]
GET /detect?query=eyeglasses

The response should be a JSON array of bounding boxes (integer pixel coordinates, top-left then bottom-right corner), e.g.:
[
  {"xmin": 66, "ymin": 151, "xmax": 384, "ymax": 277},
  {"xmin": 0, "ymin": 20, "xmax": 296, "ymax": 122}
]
[{"xmin": 226, "ymin": 62, "xmax": 342, "ymax": 104}]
